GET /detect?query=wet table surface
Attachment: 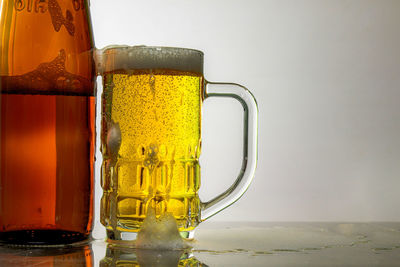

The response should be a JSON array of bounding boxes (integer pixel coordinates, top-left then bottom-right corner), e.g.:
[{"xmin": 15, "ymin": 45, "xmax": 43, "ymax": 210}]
[{"xmin": 0, "ymin": 222, "xmax": 399, "ymax": 266}]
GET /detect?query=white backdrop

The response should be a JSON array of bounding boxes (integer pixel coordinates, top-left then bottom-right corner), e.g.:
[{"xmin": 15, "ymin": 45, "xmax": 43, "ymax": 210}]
[{"xmin": 91, "ymin": 0, "xmax": 400, "ymax": 236}]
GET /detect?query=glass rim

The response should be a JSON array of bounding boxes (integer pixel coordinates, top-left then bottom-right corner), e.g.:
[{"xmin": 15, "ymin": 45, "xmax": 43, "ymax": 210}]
[
  {"xmin": 98, "ymin": 45, "xmax": 204, "ymax": 74},
  {"xmin": 100, "ymin": 45, "xmax": 204, "ymax": 57}
]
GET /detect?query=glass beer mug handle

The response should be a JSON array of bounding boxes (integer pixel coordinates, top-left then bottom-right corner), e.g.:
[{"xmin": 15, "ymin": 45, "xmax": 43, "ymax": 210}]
[{"xmin": 201, "ymin": 82, "xmax": 258, "ymax": 220}]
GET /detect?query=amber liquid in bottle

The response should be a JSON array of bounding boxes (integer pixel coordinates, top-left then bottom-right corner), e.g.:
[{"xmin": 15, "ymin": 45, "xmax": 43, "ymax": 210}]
[{"xmin": 0, "ymin": 0, "xmax": 95, "ymax": 245}]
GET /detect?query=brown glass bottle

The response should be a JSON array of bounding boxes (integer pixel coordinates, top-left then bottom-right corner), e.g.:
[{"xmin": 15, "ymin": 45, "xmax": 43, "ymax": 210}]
[{"xmin": 0, "ymin": 0, "xmax": 95, "ymax": 245}]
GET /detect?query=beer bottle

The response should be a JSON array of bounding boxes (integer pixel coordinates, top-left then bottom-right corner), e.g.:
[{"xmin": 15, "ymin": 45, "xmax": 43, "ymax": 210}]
[{"xmin": 0, "ymin": 0, "xmax": 95, "ymax": 245}]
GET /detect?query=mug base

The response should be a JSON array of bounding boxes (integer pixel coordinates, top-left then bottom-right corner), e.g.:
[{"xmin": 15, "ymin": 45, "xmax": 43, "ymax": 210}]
[
  {"xmin": 106, "ymin": 229, "xmax": 138, "ymax": 243},
  {"xmin": 106, "ymin": 229, "xmax": 195, "ymax": 243}
]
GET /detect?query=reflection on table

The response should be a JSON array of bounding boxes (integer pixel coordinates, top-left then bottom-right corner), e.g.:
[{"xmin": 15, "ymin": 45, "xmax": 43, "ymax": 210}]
[
  {"xmin": 0, "ymin": 222, "xmax": 400, "ymax": 266},
  {"xmin": 0, "ymin": 244, "xmax": 92, "ymax": 266},
  {"xmin": 0, "ymin": 242, "xmax": 206, "ymax": 267},
  {"xmin": 100, "ymin": 245, "xmax": 206, "ymax": 267}
]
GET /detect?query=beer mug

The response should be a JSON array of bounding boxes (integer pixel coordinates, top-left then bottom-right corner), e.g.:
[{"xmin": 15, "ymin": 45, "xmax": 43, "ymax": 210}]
[{"xmin": 99, "ymin": 46, "xmax": 257, "ymax": 241}]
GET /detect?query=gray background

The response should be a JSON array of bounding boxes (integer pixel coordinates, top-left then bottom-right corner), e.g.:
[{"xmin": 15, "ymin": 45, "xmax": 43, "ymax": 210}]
[{"xmin": 91, "ymin": 0, "xmax": 400, "ymax": 238}]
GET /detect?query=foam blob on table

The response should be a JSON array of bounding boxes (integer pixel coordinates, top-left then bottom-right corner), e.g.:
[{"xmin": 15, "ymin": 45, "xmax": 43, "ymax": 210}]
[{"xmin": 136, "ymin": 208, "xmax": 191, "ymax": 250}]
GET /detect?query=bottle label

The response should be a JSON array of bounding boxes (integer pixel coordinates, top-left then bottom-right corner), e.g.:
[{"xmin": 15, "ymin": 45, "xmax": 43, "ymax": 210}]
[
  {"xmin": 14, "ymin": 0, "xmax": 85, "ymax": 13},
  {"xmin": 14, "ymin": 0, "xmax": 86, "ymax": 36}
]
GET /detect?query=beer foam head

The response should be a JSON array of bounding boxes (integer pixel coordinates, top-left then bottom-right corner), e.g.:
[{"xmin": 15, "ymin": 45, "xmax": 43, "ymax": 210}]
[{"xmin": 97, "ymin": 45, "xmax": 204, "ymax": 74}]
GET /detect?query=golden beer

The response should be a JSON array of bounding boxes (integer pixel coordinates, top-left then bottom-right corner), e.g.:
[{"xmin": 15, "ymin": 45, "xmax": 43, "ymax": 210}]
[{"xmin": 101, "ymin": 67, "xmax": 203, "ymax": 234}]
